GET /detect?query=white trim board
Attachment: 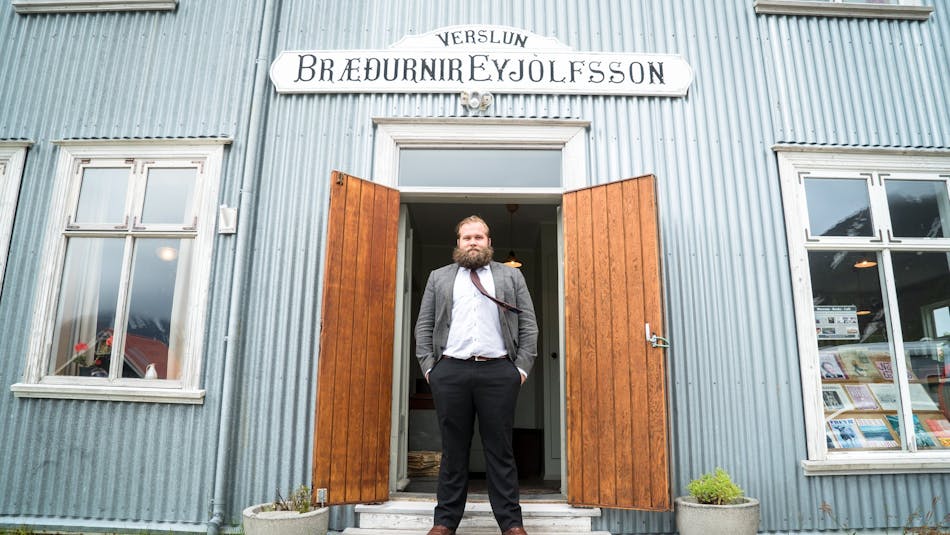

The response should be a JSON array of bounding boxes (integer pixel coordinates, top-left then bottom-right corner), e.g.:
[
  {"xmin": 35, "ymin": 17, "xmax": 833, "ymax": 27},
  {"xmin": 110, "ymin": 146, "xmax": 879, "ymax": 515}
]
[
  {"xmin": 374, "ymin": 118, "xmax": 586, "ymax": 494},
  {"xmin": 754, "ymin": 0, "xmax": 933, "ymax": 20},
  {"xmin": 0, "ymin": 142, "xmax": 31, "ymax": 296},
  {"xmin": 13, "ymin": 0, "xmax": 177, "ymax": 14}
]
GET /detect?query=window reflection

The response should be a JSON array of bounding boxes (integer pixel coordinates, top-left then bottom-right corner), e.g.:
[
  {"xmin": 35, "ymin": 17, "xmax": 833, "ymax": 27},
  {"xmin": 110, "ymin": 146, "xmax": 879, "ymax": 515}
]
[
  {"xmin": 891, "ymin": 251, "xmax": 950, "ymax": 448},
  {"xmin": 804, "ymin": 178, "xmax": 874, "ymax": 237},
  {"xmin": 75, "ymin": 168, "xmax": 128, "ymax": 224},
  {"xmin": 49, "ymin": 238, "xmax": 124, "ymax": 377},
  {"xmin": 141, "ymin": 168, "xmax": 197, "ymax": 225},
  {"xmin": 810, "ymin": 250, "xmax": 902, "ymax": 451},
  {"xmin": 809, "ymin": 250, "xmax": 886, "ymax": 341},
  {"xmin": 399, "ymin": 149, "xmax": 561, "ymax": 188},
  {"xmin": 885, "ymin": 180, "xmax": 950, "ymax": 239},
  {"xmin": 122, "ymin": 238, "xmax": 191, "ymax": 380}
]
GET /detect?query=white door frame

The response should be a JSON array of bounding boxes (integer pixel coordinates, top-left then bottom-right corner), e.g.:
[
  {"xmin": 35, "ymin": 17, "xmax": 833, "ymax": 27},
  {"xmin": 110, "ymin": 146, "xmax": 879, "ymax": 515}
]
[{"xmin": 374, "ymin": 117, "xmax": 589, "ymax": 494}]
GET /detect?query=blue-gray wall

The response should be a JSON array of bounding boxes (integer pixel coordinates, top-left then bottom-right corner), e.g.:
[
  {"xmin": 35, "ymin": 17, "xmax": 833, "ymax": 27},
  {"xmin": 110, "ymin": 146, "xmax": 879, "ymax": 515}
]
[
  {"xmin": 1, "ymin": 1, "xmax": 948, "ymax": 533},
  {"xmin": 0, "ymin": 1, "xmax": 265, "ymax": 532}
]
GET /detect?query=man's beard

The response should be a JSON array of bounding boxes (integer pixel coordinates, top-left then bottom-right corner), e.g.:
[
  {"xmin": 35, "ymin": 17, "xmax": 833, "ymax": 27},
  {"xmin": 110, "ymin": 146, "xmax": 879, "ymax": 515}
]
[{"xmin": 453, "ymin": 245, "xmax": 494, "ymax": 270}]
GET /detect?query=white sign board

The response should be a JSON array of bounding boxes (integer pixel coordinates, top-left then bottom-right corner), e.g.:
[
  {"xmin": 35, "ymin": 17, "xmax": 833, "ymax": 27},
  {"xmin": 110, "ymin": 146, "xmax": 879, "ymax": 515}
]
[
  {"xmin": 815, "ymin": 305, "xmax": 860, "ymax": 341},
  {"xmin": 270, "ymin": 24, "xmax": 693, "ymax": 96}
]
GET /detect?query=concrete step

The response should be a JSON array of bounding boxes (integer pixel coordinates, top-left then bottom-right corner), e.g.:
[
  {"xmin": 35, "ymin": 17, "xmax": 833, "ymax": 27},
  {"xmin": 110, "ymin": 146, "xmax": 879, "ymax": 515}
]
[
  {"xmin": 351, "ymin": 500, "xmax": 603, "ymax": 533},
  {"xmin": 342, "ymin": 530, "xmax": 613, "ymax": 535}
]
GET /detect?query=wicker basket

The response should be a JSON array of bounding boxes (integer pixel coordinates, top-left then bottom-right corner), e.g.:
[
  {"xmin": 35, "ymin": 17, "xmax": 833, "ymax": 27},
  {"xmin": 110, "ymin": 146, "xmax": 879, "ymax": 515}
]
[{"xmin": 407, "ymin": 450, "xmax": 442, "ymax": 477}]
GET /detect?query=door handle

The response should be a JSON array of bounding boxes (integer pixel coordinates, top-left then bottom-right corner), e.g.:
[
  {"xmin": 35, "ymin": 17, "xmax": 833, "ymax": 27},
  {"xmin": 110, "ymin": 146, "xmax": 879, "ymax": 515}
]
[{"xmin": 645, "ymin": 323, "xmax": 670, "ymax": 349}]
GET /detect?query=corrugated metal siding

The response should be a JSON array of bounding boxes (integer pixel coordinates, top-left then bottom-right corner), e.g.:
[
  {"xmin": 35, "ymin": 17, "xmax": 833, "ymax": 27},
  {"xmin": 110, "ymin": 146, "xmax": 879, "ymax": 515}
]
[
  {"xmin": 0, "ymin": 0, "xmax": 264, "ymax": 530},
  {"xmin": 3, "ymin": 0, "xmax": 949, "ymax": 534},
  {"xmin": 761, "ymin": 1, "xmax": 949, "ymax": 147},
  {"xmin": 235, "ymin": 1, "xmax": 950, "ymax": 534}
]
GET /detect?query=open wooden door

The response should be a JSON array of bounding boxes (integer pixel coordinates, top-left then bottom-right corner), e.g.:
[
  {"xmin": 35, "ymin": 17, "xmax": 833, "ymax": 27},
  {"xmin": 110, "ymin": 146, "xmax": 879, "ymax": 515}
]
[
  {"xmin": 312, "ymin": 171, "xmax": 400, "ymax": 505},
  {"xmin": 563, "ymin": 174, "xmax": 671, "ymax": 511}
]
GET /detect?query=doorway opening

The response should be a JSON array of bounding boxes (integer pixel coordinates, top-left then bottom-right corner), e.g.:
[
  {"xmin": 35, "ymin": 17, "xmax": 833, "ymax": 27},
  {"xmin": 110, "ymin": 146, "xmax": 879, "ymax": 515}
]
[{"xmin": 398, "ymin": 201, "xmax": 563, "ymax": 498}]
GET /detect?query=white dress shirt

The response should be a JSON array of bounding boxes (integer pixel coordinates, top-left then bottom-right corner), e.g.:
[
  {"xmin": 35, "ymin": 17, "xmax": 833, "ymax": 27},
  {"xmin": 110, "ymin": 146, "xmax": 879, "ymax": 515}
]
[{"xmin": 443, "ymin": 265, "xmax": 508, "ymax": 359}]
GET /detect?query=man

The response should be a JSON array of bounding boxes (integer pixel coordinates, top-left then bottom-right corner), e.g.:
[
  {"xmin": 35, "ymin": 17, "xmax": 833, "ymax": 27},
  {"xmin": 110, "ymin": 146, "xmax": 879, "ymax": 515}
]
[{"xmin": 415, "ymin": 215, "xmax": 539, "ymax": 535}]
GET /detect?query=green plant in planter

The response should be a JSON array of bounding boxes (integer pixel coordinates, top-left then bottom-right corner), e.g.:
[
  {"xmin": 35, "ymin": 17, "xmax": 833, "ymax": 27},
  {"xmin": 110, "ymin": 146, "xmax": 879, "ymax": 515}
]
[
  {"xmin": 687, "ymin": 467, "xmax": 744, "ymax": 505},
  {"xmin": 244, "ymin": 484, "xmax": 329, "ymax": 535},
  {"xmin": 263, "ymin": 485, "xmax": 314, "ymax": 513}
]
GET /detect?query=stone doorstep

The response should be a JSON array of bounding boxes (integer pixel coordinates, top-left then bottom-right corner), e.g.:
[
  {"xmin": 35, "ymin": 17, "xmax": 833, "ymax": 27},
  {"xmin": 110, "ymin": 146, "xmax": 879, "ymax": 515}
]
[
  {"xmin": 342, "ymin": 530, "xmax": 613, "ymax": 535},
  {"xmin": 356, "ymin": 501, "xmax": 601, "ymax": 517},
  {"xmin": 355, "ymin": 501, "xmax": 600, "ymax": 531},
  {"xmin": 359, "ymin": 515, "xmax": 591, "ymax": 530}
]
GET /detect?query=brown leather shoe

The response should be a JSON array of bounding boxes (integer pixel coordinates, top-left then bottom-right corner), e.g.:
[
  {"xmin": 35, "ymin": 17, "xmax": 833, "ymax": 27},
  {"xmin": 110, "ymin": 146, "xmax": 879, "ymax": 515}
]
[
  {"xmin": 426, "ymin": 526, "xmax": 455, "ymax": 535},
  {"xmin": 502, "ymin": 527, "xmax": 528, "ymax": 535}
]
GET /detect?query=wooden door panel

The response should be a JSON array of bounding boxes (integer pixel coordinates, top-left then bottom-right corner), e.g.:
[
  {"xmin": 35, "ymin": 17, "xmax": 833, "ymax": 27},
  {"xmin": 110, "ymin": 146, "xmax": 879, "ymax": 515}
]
[
  {"xmin": 313, "ymin": 171, "xmax": 399, "ymax": 505},
  {"xmin": 564, "ymin": 175, "xmax": 670, "ymax": 511}
]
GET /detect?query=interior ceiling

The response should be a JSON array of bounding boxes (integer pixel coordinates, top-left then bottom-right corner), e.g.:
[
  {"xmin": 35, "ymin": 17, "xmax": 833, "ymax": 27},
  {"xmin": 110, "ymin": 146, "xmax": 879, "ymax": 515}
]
[{"xmin": 408, "ymin": 203, "xmax": 557, "ymax": 250}]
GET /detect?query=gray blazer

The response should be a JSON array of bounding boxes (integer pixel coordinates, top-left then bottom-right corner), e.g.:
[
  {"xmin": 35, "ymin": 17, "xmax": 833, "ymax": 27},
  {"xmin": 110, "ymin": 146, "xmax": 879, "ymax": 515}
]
[{"xmin": 415, "ymin": 261, "xmax": 539, "ymax": 378}]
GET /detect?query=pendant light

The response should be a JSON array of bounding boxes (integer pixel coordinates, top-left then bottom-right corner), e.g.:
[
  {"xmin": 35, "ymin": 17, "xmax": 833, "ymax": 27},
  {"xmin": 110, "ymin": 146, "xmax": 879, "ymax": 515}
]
[
  {"xmin": 854, "ymin": 261, "xmax": 873, "ymax": 315},
  {"xmin": 503, "ymin": 204, "xmax": 523, "ymax": 268}
]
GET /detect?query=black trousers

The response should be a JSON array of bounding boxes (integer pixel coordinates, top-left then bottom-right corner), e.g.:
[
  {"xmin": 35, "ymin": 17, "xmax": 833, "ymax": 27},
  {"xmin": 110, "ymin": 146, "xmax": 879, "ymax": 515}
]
[{"xmin": 428, "ymin": 356, "xmax": 523, "ymax": 531}]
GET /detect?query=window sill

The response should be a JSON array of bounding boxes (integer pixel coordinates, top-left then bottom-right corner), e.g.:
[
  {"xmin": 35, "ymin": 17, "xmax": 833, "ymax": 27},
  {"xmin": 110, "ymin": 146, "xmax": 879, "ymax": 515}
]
[
  {"xmin": 754, "ymin": 0, "xmax": 933, "ymax": 20},
  {"xmin": 802, "ymin": 456, "xmax": 950, "ymax": 476},
  {"xmin": 11, "ymin": 382, "xmax": 205, "ymax": 404},
  {"xmin": 12, "ymin": 0, "xmax": 177, "ymax": 14}
]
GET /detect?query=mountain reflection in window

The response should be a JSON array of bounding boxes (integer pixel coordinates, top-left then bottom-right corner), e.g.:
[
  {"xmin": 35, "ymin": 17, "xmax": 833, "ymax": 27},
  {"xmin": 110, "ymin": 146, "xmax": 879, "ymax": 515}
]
[
  {"xmin": 122, "ymin": 238, "xmax": 190, "ymax": 380},
  {"xmin": 885, "ymin": 180, "xmax": 950, "ymax": 239},
  {"xmin": 805, "ymin": 178, "xmax": 873, "ymax": 237}
]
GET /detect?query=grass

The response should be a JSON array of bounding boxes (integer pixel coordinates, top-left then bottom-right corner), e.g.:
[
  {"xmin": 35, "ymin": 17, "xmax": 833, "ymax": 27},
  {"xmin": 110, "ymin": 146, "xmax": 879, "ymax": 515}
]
[{"xmin": 821, "ymin": 497, "xmax": 950, "ymax": 535}]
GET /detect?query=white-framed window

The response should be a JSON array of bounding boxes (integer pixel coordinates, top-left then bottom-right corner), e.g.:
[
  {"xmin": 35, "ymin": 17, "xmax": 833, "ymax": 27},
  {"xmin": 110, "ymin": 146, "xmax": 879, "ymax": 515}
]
[
  {"xmin": 372, "ymin": 118, "xmax": 589, "ymax": 201},
  {"xmin": 777, "ymin": 146, "xmax": 950, "ymax": 475},
  {"xmin": 12, "ymin": 0, "xmax": 177, "ymax": 14},
  {"xmin": 0, "ymin": 141, "xmax": 31, "ymax": 294},
  {"xmin": 754, "ymin": 0, "xmax": 934, "ymax": 20},
  {"xmin": 11, "ymin": 139, "xmax": 228, "ymax": 404}
]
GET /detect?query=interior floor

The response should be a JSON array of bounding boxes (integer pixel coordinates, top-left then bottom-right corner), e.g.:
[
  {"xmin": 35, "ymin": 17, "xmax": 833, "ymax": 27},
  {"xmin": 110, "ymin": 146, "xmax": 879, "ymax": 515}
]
[{"xmin": 400, "ymin": 477, "xmax": 563, "ymax": 498}]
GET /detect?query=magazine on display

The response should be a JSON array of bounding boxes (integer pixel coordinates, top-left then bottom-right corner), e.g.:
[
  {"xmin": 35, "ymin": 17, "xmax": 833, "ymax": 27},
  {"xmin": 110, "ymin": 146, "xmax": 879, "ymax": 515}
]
[
  {"xmin": 826, "ymin": 430, "xmax": 839, "ymax": 449},
  {"xmin": 822, "ymin": 384, "xmax": 854, "ymax": 412},
  {"xmin": 856, "ymin": 417, "xmax": 898, "ymax": 448},
  {"xmin": 885, "ymin": 414, "xmax": 938, "ymax": 449},
  {"xmin": 874, "ymin": 358, "xmax": 894, "ymax": 380},
  {"xmin": 924, "ymin": 417, "xmax": 950, "ymax": 447},
  {"xmin": 839, "ymin": 354, "xmax": 878, "ymax": 380},
  {"xmin": 828, "ymin": 418, "xmax": 864, "ymax": 449},
  {"xmin": 908, "ymin": 383, "xmax": 939, "ymax": 412},
  {"xmin": 872, "ymin": 357, "xmax": 917, "ymax": 381},
  {"xmin": 868, "ymin": 383, "xmax": 900, "ymax": 411},
  {"xmin": 844, "ymin": 384, "xmax": 880, "ymax": 410},
  {"xmin": 820, "ymin": 352, "xmax": 848, "ymax": 380}
]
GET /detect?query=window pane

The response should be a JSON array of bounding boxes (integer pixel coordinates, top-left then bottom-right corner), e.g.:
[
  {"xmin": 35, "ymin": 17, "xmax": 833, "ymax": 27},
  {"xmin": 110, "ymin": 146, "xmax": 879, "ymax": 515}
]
[
  {"xmin": 121, "ymin": 238, "xmax": 192, "ymax": 380},
  {"xmin": 804, "ymin": 178, "xmax": 874, "ymax": 237},
  {"xmin": 141, "ymin": 168, "xmax": 197, "ymax": 225},
  {"xmin": 75, "ymin": 167, "xmax": 128, "ymax": 224},
  {"xmin": 934, "ymin": 306, "xmax": 950, "ymax": 338},
  {"xmin": 399, "ymin": 149, "xmax": 561, "ymax": 187},
  {"xmin": 885, "ymin": 180, "xmax": 950, "ymax": 239},
  {"xmin": 892, "ymin": 251, "xmax": 950, "ymax": 449},
  {"xmin": 809, "ymin": 250, "xmax": 902, "ymax": 451},
  {"xmin": 49, "ymin": 238, "xmax": 125, "ymax": 377}
]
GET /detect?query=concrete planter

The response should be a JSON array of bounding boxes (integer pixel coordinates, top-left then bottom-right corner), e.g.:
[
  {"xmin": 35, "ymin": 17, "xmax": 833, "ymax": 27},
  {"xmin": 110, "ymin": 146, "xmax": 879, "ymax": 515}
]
[
  {"xmin": 242, "ymin": 503, "xmax": 329, "ymax": 535},
  {"xmin": 675, "ymin": 495, "xmax": 760, "ymax": 535}
]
